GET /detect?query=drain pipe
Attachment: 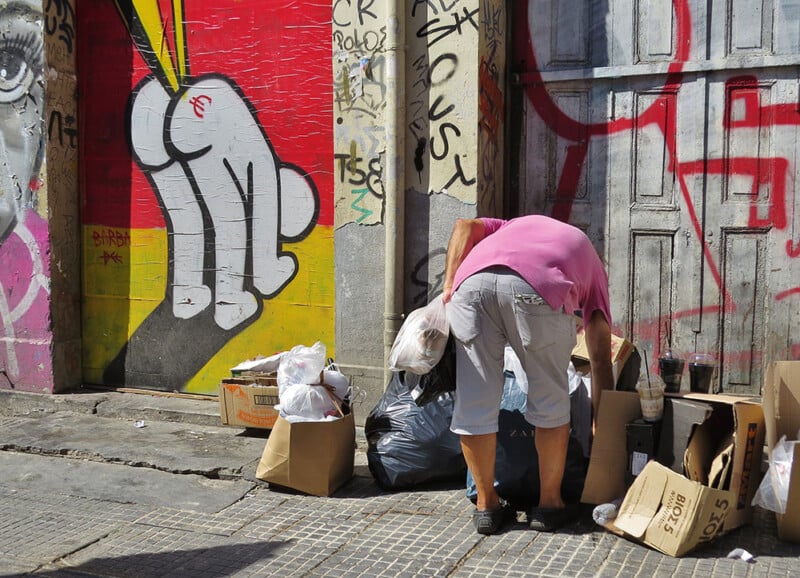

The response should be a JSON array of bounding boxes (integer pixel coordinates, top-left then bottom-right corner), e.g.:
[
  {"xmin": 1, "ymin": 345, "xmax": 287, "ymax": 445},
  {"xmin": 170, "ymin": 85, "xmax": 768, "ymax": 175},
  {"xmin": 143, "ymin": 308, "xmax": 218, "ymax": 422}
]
[{"xmin": 383, "ymin": 1, "xmax": 406, "ymax": 387}]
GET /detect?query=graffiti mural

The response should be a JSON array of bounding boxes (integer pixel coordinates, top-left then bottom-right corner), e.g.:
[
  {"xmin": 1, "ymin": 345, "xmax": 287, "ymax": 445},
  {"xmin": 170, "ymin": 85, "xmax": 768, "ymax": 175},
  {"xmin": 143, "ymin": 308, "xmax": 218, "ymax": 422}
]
[
  {"xmin": 514, "ymin": 0, "xmax": 799, "ymax": 390},
  {"xmin": 0, "ymin": 0, "xmax": 51, "ymax": 391},
  {"xmin": 79, "ymin": 1, "xmax": 334, "ymax": 392}
]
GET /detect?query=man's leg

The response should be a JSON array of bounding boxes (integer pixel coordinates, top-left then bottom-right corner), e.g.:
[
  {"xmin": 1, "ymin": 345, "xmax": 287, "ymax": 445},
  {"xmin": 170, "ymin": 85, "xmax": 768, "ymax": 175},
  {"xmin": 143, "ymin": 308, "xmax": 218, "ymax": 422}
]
[
  {"xmin": 534, "ymin": 423, "xmax": 570, "ymax": 509},
  {"xmin": 461, "ymin": 433, "xmax": 499, "ymax": 511}
]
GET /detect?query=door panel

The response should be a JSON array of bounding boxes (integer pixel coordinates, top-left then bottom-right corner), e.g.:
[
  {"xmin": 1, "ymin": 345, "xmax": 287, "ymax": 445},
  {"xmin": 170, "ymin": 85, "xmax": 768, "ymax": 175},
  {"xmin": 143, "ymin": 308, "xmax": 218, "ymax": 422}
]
[{"xmin": 511, "ymin": 0, "xmax": 799, "ymax": 395}]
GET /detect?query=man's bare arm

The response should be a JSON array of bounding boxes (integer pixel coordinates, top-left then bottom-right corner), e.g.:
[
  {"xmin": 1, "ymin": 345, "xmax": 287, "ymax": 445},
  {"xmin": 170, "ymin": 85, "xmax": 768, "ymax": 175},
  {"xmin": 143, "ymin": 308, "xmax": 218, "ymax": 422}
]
[
  {"xmin": 442, "ymin": 219, "xmax": 486, "ymax": 303},
  {"xmin": 584, "ymin": 309, "xmax": 614, "ymax": 421}
]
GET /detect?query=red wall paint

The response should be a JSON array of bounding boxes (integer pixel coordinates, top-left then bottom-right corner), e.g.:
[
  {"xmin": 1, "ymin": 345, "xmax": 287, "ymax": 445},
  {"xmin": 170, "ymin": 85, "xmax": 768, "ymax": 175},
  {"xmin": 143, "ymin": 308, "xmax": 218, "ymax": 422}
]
[{"xmin": 79, "ymin": 1, "xmax": 333, "ymax": 229}]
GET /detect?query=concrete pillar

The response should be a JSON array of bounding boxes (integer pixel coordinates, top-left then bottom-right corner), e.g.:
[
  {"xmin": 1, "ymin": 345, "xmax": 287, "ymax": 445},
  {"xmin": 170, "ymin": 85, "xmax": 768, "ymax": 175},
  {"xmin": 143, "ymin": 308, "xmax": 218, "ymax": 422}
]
[{"xmin": 333, "ymin": 0, "xmax": 507, "ymax": 420}]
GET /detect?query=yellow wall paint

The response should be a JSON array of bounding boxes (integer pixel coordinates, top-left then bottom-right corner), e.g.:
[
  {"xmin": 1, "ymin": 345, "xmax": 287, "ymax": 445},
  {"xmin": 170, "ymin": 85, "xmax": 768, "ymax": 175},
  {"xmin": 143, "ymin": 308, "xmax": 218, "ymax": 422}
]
[{"xmin": 82, "ymin": 224, "xmax": 335, "ymax": 394}]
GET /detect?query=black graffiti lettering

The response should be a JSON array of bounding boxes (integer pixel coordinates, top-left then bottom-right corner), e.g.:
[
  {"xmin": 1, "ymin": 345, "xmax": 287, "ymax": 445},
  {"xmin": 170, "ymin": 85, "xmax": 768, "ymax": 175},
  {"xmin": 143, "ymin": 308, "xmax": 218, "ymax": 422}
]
[
  {"xmin": 333, "ymin": 26, "xmax": 386, "ymax": 52},
  {"xmin": 411, "ymin": 0, "xmax": 461, "ymax": 18},
  {"xmin": 366, "ymin": 157, "xmax": 384, "ymax": 198},
  {"xmin": 334, "ymin": 153, "xmax": 367, "ymax": 186},
  {"xmin": 429, "ymin": 94, "xmax": 454, "ymax": 121},
  {"xmin": 333, "ymin": 0, "xmax": 379, "ymax": 27},
  {"xmin": 408, "ymin": 116, "xmax": 426, "ymax": 141},
  {"xmin": 416, "ymin": 7, "xmax": 479, "ymax": 47},
  {"xmin": 47, "ymin": 110, "xmax": 78, "ymax": 148},
  {"xmin": 44, "ymin": 0, "xmax": 76, "ymax": 54},
  {"xmin": 430, "ymin": 123, "xmax": 460, "ymax": 160},
  {"xmin": 428, "ymin": 53, "xmax": 458, "ymax": 87},
  {"xmin": 440, "ymin": 154, "xmax": 476, "ymax": 191},
  {"xmin": 357, "ymin": 0, "xmax": 378, "ymax": 25},
  {"xmin": 412, "ymin": 0, "xmax": 436, "ymax": 18},
  {"xmin": 334, "ymin": 153, "xmax": 382, "ymax": 197}
]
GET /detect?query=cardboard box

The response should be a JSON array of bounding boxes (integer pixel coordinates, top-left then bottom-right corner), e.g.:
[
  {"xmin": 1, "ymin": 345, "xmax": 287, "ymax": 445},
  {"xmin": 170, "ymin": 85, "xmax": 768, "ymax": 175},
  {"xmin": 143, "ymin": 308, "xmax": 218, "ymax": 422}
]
[
  {"xmin": 572, "ymin": 331, "xmax": 635, "ymax": 369},
  {"xmin": 219, "ymin": 380, "xmax": 280, "ymax": 429},
  {"xmin": 612, "ymin": 461, "xmax": 733, "ymax": 557},
  {"xmin": 763, "ymin": 361, "xmax": 800, "ymax": 543},
  {"xmin": 255, "ymin": 410, "xmax": 355, "ymax": 496},
  {"xmin": 571, "ymin": 332, "xmax": 636, "ymax": 388},
  {"xmin": 583, "ymin": 389, "xmax": 764, "ymax": 556}
]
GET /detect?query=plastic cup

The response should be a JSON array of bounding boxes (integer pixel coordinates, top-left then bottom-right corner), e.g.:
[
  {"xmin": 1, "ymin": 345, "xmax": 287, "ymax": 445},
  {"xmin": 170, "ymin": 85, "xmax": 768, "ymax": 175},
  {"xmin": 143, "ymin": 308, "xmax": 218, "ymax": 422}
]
[
  {"xmin": 636, "ymin": 375, "xmax": 665, "ymax": 422},
  {"xmin": 689, "ymin": 353, "xmax": 716, "ymax": 393},
  {"xmin": 659, "ymin": 354, "xmax": 685, "ymax": 393}
]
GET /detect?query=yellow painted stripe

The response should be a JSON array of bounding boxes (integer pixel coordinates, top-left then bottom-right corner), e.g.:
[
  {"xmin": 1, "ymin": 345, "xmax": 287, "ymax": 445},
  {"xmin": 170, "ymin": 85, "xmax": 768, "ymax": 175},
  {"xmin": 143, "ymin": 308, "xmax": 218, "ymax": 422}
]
[
  {"xmin": 172, "ymin": 0, "xmax": 187, "ymax": 81},
  {"xmin": 115, "ymin": 0, "xmax": 180, "ymax": 93}
]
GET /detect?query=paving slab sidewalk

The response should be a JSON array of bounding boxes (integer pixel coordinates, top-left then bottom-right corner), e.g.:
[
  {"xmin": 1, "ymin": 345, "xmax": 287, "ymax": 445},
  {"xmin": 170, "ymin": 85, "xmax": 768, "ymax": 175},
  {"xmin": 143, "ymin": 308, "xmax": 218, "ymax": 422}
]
[{"xmin": 1, "ymin": 388, "xmax": 799, "ymax": 577}]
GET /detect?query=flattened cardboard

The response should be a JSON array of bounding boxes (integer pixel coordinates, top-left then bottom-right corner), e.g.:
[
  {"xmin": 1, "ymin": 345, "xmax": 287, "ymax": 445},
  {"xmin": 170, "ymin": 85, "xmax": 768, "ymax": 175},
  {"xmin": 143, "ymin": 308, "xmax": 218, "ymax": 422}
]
[
  {"xmin": 581, "ymin": 390, "xmax": 641, "ymax": 505},
  {"xmin": 763, "ymin": 361, "xmax": 800, "ymax": 543},
  {"xmin": 256, "ymin": 412, "xmax": 355, "ymax": 497},
  {"xmin": 613, "ymin": 461, "xmax": 732, "ymax": 557},
  {"xmin": 684, "ymin": 405, "xmax": 734, "ymax": 485},
  {"xmin": 572, "ymin": 332, "xmax": 634, "ymax": 368},
  {"xmin": 585, "ymin": 389, "xmax": 765, "ymax": 555},
  {"xmin": 218, "ymin": 382, "xmax": 279, "ymax": 429}
]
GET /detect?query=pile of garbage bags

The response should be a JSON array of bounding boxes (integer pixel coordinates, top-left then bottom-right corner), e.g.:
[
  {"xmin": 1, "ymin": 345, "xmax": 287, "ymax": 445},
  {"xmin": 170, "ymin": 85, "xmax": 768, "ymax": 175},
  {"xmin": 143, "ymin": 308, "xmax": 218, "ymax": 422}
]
[{"xmin": 366, "ymin": 342, "xmax": 592, "ymax": 506}]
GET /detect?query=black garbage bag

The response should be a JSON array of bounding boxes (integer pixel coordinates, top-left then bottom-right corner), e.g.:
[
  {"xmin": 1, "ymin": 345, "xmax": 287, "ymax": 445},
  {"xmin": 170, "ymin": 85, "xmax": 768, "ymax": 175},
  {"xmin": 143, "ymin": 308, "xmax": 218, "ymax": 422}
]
[
  {"xmin": 466, "ymin": 371, "xmax": 589, "ymax": 510},
  {"xmin": 365, "ymin": 371, "xmax": 466, "ymax": 490}
]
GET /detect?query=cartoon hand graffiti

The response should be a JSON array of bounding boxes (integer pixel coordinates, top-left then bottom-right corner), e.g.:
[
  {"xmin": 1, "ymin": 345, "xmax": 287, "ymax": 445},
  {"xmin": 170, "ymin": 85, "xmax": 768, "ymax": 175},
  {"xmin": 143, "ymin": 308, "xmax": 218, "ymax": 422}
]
[
  {"xmin": 130, "ymin": 75, "xmax": 318, "ymax": 330},
  {"xmin": 118, "ymin": 2, "xmax": 318, "ymax": 331}
]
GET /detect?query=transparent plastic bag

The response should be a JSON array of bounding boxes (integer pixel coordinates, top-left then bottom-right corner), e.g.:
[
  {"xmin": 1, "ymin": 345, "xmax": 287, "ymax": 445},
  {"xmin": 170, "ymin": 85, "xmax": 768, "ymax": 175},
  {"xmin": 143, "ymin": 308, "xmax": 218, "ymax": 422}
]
[
  {"xmin": 276, "ymin": 383, "xmax": 339, "ymax": 422},
  {"xmin": 752, "ymin": 435, "xmax": 797, "ymax": 514},
  {"xmin": 389, "ymin": 295, "xmax": 449, "ymax": 375},
  {"xmin": 277, "ymin": 341, "xmax": 327, "ymax": 396}
]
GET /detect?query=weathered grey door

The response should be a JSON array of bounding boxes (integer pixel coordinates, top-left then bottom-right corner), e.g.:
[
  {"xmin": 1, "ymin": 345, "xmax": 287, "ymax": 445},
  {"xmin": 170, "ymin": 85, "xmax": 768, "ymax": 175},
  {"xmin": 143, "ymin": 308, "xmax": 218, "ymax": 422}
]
[{"xmin": 510, "ymin": 0, "xmax": 800, "ymax": 395}]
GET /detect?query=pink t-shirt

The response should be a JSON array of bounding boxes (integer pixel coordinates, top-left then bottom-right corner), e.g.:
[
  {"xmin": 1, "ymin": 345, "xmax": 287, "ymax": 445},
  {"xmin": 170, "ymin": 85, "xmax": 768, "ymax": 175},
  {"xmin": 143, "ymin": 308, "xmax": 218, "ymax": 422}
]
[{"xmin": 452, "ymin": 216, "xmax": 612, "ymax": 324}]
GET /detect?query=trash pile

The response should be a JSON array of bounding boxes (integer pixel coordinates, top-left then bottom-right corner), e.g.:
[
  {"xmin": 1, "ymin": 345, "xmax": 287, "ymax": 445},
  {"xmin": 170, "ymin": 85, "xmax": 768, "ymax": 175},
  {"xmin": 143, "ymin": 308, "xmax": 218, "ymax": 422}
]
[{"xmin": 224, "ymin": 342, "xmax": 356, "ymax": 497}]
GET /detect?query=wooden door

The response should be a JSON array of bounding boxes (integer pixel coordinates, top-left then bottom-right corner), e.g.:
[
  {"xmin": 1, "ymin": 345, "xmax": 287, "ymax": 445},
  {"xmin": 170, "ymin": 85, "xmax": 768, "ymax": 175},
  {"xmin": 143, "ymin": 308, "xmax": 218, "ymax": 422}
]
[{"xmin": 510, "ymin": 0, "xmax": 800, "ymax": 395}]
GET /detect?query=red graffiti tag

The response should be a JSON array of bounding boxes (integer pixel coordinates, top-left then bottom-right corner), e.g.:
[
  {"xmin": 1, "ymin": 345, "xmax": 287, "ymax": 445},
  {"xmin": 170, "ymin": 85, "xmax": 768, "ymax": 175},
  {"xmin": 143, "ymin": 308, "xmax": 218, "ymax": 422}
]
[{"xmin": 189, "ymin": 94, "xmax": 212, "ymax": 118}]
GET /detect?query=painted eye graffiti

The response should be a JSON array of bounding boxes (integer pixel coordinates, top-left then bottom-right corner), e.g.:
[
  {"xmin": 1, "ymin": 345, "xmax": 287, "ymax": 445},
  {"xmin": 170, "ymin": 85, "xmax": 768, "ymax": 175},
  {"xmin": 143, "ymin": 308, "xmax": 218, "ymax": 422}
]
[{"xmin": 0, "ymin": 32, "xmax": 42, "ymax": 104}]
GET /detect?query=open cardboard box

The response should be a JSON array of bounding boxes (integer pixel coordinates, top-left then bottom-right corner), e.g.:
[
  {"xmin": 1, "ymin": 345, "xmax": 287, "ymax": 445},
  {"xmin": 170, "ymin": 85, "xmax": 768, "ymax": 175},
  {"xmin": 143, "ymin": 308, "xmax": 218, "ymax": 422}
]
[
  {"xmin": 762, "ymin": 361, "xmax": 800, "ymax": 543},
  {"xmin": 583, "ymin": 389, "xmax": 764, "ymax": 557},
  {"xmin": 572, "ymin": 332, "xmax": 637, "ymax": 389},
  {"xmin": 572, "ymin": 331, "xmax": 634, "ymax": 370},
  {"xmin": 219, "ymin": 378, "xmax": 280, "ymax": 429}
]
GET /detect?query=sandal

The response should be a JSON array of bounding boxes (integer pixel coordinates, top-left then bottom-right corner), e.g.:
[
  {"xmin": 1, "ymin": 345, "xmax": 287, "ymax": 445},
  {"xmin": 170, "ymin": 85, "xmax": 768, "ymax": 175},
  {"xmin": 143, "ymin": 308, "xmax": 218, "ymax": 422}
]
[
  {"xmin": 527, "ymin": 504, "xmax": 580, "ymax": 532},
  {"xmin": 472, "ymin": 501, "xmax": 515, "ymax": 535}
]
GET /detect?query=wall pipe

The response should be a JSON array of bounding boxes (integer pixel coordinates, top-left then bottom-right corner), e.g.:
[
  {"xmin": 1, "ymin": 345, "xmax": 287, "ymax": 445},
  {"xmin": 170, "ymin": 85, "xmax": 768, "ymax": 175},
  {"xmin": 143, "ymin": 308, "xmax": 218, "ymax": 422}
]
[{"xmin": 383, "ymin": 1, "xmax": 406, "ymax": 387}]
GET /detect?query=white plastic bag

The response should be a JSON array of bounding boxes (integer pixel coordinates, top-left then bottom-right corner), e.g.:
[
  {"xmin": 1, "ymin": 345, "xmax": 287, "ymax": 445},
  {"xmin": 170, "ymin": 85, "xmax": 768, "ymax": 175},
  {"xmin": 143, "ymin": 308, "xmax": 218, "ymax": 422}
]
[
  {"xmin": 389, "ymin": 295, "xmax": 449, "ymax": 375},
  {"xmin": 323, "ymin": 368, "xmax": 350, "ymax": 400},
  {"xmin": 277, "ymin": 341, "xmax": 327, "ymax": 396},
  {"xmin": 752, "ymin": 435, "xmax": 798, "ymax": 514},
  {"xmin": 276, "ymin": 383, "xmax": 339, "ymax": 422}
]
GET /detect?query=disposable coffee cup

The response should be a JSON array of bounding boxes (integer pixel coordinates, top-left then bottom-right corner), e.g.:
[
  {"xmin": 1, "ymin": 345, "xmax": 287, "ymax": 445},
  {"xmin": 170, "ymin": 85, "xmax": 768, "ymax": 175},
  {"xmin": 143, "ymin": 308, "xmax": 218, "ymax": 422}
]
[
  {"xmin": 659, "ymin": 353, "xmax": 685, "ymax": 393},
  {"xmin": 689, "ymin": 353, "xmax": 716, "ymax": 393},
  {"xmin": 636, "ymin": 375, "xmax": 665, "ymax": 422}
]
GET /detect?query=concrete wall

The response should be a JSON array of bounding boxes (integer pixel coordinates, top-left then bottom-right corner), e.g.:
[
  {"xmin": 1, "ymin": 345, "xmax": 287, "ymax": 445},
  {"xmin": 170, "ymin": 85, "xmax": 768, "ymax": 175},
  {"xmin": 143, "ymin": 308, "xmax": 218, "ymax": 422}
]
[
  {"xmin": 333, "ymin": 0, "xmax": 507, "ymax": 414},
  {"xmin": 0, "ymin": 0, "xmax": 79, "ymax": 393},
  {"xmin": 77, "ymin": 1, "xmax": 335, "ymax": 394}
]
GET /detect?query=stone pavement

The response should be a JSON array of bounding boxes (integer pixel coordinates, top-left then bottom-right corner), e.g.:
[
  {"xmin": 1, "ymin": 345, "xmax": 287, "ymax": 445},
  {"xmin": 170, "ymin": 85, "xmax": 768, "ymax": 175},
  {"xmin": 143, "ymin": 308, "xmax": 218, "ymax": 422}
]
[{"xmin": 1, "ymin": 388, "xmax": 799, "ymax": 577}]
